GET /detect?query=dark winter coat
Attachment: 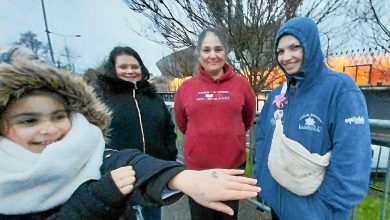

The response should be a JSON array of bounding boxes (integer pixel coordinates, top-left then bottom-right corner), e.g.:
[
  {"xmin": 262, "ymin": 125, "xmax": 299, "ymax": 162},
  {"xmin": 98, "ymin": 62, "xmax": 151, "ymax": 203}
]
[
  {"xmin": 0, "ymin": 149, "xmax": 185, "ymax": 220},
  {"xmin": 93, "ymin": 74, "xmax": 178, "ymax": 161}
]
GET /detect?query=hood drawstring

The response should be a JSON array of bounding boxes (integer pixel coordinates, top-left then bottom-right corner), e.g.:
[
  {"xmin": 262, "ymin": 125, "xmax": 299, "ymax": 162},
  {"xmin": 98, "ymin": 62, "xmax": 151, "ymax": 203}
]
[
  {"xmin": 132, "ymin": 84, "xmax": 146, "ymax": 154},
  {"xmin": 286, "ymin": 72, "xmax": 304, "ymax": 88}
]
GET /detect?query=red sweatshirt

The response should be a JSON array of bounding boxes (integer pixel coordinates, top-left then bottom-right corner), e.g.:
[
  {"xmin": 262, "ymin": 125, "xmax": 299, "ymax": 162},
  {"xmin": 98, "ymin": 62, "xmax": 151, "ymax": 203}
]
[{"xmin": 174, "ymin": 64, "xmax": 256, "ymax": 170}]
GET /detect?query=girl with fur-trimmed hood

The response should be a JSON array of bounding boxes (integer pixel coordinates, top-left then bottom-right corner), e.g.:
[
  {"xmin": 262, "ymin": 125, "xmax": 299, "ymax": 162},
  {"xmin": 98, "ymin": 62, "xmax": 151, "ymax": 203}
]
[{"xmin": 0, "ymin": 54, "xmax": 260, "ymax": 219}]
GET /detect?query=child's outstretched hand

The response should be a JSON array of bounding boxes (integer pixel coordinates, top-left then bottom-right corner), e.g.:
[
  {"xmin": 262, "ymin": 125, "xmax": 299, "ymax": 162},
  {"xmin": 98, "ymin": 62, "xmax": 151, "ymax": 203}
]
[
  {"xmin": 111, "ymin": 166, "xmax": 136, "ymax": 195},
  {"xmin": 168, "ymin": 169, "xmax": 261, "ymax": 216}
]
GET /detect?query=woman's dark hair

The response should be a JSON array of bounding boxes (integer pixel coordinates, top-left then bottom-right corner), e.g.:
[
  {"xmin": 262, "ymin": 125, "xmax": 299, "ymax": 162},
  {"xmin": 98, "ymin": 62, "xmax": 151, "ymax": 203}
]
[
  {"xmin": 195, "ymin": 28, "xmax": 229, "ymax": 57},
  {"xmin": 104, "ymin": 46, "xmax": 150, "ymax": 80}
]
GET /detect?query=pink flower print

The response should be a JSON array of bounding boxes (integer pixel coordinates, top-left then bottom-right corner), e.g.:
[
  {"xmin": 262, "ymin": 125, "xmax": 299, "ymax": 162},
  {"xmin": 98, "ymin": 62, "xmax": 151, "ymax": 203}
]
[{"xmin": 273, "ymin": 93, "xmax": 288, "ymax": 110}]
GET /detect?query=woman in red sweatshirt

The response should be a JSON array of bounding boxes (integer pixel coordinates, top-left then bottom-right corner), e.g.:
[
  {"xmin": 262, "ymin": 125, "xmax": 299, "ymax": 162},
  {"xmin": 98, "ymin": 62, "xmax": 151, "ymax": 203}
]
[{"xmin": 174, "ymin": 28, "xmax": 256, "ymax": 220}]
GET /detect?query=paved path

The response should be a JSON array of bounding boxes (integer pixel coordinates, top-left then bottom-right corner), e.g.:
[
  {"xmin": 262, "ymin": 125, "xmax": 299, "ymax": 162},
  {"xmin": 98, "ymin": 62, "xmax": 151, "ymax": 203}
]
[{"xmin": 162, "ymin": 195, "xmax": 272, "ymax": 220}]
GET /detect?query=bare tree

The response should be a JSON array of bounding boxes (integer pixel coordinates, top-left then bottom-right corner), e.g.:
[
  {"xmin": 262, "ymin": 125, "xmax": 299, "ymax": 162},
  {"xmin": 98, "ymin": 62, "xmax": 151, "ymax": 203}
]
[
  {"xmin": 57, "ymin": 46, "xmax": 81, "ymax": 73},
  {"xmin": 12, "ymin": 31, "xmax": 81, "ymax": 69},
  {"xmin": 13, "ymin": 31, "xmax": 53, "ymax": 62},
  {"xmin": 124, "ymin": 0, "xmax": 346, "ymax": 92},
  {"xmin": 348, "ymin": 0, "xmax": 390, "ymax": 53},
  {"xmin": 14, "ymin": 31, "xmax": 43, "ymax": 55}
]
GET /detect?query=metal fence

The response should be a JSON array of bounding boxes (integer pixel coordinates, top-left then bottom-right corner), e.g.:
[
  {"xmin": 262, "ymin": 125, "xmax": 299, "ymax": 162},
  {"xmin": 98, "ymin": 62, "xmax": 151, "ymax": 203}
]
[
  {"xmin": 366, "ymin": 119, "xmax": 390, "ymax": 220},
  {"xmin": 159, "ymin": 92, "xmax": 176, "ymax": 102},
  {"xmin": 164, "ymin": 102, "xmax": 390, "ymax": 220}
]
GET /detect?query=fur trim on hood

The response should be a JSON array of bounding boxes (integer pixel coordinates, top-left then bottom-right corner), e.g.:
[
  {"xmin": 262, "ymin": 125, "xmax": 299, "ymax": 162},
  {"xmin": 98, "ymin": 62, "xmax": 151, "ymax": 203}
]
[{"xmin": 0, "ymin": 60, "xmax": 111, "ymax": 135}]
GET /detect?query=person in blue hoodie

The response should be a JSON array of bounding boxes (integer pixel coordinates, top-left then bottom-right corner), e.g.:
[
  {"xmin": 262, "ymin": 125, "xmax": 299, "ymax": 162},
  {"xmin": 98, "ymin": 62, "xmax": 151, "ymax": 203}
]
[{"xmin": 254, "ymin": 16, "xmax": 371, "ymax": 220}]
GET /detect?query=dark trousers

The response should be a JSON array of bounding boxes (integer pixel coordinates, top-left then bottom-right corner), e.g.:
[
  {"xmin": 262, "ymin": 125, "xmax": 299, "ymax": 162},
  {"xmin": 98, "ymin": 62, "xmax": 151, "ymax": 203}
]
[
  {"xmin": 141, "ymin": 206, "xmax": 161, "ymax": 220},
  {"xmin": 188, "ymin": 197, "xmax": 239, "ymax": 220}
]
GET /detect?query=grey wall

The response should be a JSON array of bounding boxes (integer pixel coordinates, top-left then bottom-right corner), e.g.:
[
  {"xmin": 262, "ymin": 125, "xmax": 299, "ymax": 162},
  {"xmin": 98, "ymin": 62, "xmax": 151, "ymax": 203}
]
[{"xmin": 362, "ymin": 88, "xmax": 390, "ymax": 120}]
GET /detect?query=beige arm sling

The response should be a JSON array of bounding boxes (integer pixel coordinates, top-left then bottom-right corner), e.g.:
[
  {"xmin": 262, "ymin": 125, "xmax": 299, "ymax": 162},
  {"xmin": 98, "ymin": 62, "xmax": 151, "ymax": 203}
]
[{"xmin": 267, "ymin": 83, "xmax": 331, "ymax": 196}]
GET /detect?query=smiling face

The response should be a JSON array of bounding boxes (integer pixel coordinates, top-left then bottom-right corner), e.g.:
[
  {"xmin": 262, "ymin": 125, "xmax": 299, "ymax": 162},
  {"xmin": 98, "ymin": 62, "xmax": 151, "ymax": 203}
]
[
  {"xmin": 198, "ymin": 32, "xmax": 226, "ymax": 78},
  {"xmin": 115, "ymin": 54, "xmax": 143, "ymax": 83},
  {"xmin": 277, "ymin": 35, "xmax": 304, "ymax": 75},
  {"xmin": 0, "ymin": 94, "xmax": 71, "ymax": 153}
]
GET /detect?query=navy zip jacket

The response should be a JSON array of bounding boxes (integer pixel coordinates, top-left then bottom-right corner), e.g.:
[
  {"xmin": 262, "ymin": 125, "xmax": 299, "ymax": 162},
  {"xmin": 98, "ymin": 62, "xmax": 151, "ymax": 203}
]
[{"xmin": 94, "ymin": 75, "xmax": 178, "ymax": 161}]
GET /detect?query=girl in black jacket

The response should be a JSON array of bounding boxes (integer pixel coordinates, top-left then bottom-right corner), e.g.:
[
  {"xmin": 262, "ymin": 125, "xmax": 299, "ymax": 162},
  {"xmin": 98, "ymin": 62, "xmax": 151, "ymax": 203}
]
[
  {"xmin": 94, "ymin": 46, "xmax": 177, "ymax": 161},
  {"xmin": 93, "ymin": 46, "xmax": 178, "ymax": 220},
  {"xmin": 0, "ymin": 54, "xmax": 260, "ymax": 220}
]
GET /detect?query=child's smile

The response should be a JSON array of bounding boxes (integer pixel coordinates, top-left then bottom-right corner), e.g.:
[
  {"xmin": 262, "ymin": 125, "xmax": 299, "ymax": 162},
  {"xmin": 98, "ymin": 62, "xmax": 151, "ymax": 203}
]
[{"xmin": 0, "ymin": 94, "xmax": 71, "ymax": 153}]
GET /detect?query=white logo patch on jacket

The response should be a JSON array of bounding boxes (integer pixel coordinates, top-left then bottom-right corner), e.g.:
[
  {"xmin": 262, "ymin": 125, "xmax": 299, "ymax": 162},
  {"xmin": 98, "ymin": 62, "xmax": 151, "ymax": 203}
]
[
  {"xmin": 345, "ymin": 116, "xmax": 365, "ymax": 125},
  {"xmin": 299, "ymin": 113, "xmax": 322, "ymax": 133},
  {"xmin": 196, "ymin": 91, "xmax": 231, "ymax": 101}
]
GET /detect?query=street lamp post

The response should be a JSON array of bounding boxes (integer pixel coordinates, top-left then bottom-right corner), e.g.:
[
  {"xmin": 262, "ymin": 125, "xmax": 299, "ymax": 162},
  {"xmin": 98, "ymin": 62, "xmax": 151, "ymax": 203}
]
[
  {"xmin": 41, "ymin": 0, "xmax": 55, "ymax": 64},
  {"xmin": 49, "ymin": 32, "xmax": 81, "ymax": 72},
  {"xmin": 40, "ymin": 0, "xmax": 80, "ymax": 70}
]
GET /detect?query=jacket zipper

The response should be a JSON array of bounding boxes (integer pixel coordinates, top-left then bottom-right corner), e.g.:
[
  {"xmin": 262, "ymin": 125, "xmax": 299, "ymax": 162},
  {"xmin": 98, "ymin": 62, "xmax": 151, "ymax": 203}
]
[{"xmin": 132, "ymin": 85, "xmax": 146, "ymax": 153}]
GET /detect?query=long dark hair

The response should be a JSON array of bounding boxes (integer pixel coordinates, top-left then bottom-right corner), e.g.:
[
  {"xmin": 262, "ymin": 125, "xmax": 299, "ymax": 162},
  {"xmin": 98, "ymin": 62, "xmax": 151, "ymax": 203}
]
[{"xmin": 104, "ymin": 46, "xmax": 150, "ymax": 81}]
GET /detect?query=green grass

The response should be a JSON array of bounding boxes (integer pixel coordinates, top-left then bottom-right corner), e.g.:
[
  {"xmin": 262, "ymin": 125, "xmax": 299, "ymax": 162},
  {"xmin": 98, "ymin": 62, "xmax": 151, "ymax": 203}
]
[
  {"xmin": 245, "ymin": 160, "xmax": 254, "ymax": 177},
  {"xmin": 355, "ymin": 194, "xmax": 390, "ymax": 220},
  {"xmin": 353, "ymin": 179, "xmax": 390, "ymax": 220}
]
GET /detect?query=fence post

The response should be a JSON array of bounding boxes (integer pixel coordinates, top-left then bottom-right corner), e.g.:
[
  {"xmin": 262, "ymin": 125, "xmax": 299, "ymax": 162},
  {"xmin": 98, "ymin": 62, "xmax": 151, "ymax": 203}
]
[
  {"xmin": 370, "ymin": 119, "xmax": 390, "ymax": 220},
  {"xmin": 380, "ymin": 150, "xmax": 390, "ymax": 220}
]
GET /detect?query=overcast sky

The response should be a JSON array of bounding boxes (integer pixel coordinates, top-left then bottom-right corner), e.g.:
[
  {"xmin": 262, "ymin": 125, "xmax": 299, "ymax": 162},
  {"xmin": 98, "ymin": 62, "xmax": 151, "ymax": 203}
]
[{"xmin": 0, "ymin": 0, "xmax": 171, "ymax": 76}]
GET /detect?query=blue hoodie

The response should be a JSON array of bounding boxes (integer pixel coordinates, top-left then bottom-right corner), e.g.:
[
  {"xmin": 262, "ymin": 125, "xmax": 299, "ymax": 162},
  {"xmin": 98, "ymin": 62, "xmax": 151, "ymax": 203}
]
[{"xmin": 254, "ymin": 17, "xmax": 371, "ymax": 220}]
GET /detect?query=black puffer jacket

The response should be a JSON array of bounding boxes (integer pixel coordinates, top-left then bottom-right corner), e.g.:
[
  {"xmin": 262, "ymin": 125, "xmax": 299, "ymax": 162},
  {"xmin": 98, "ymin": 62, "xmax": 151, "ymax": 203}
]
[{"xmin": 94, "ymin": 75, "xmax": 178, "ymax": 161}]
